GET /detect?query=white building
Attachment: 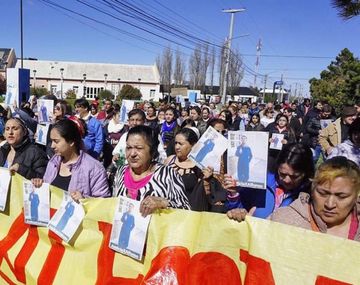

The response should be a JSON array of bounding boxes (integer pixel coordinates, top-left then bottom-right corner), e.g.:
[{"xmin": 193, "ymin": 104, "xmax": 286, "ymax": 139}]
[{"xmin": 15, "ymin": 59, "xmax": 161, "ymax": 101}]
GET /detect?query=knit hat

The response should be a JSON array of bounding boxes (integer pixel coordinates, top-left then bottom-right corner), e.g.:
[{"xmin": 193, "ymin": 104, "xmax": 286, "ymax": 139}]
[{"xmin": 341, "ymin": 106, "xmax": 357, "ymax": 117}]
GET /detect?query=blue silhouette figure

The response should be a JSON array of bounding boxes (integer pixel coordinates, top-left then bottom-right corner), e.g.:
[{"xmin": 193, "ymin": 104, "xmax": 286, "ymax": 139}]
[
  {"xmin": 29, "ymin": 191, "xmax": 40, "ymax": 221},
  {"xmin": 40, "ymin": 103, "xmax": 48, "ymax": 122},
  {"xmin": 118, "ymin": 204, "xmax": 135, "ymax": 249},
  {"xmin": 273, "ymin": 135, "xmax": 280, "ymax": 148},
  {"xmin": 195, "ymin": 139, "xmax": 215, "ymax": 163},
  {"xmin": 56, "ymin": 201, "xmax": 75, "ymax": 232},
  {"xmin": 121, "ymin": 104, "xmax": 127, "ymax": 122},
  {"xmin": 6, "ymin": 91, "xmax": 12, "ymax": 105},
  {"xmin": 236, "ymin": 136, "xmax": 253, "ymax": 183},
  {"xmin": 38, "ymin": 128, "xmax": 44, "ymax": 143}
]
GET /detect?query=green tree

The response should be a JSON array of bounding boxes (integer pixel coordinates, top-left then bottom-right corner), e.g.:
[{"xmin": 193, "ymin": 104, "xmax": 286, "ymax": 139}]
[
  {"xmin": 0, "ymin": 75, "xmax": 6, "ymax": 95},
  {"xmin": 332, "ymin": 0, "xmax": 360, "ymax": 20},
  {"xmin": 65, "ymin": 89, "xmax": 77, "ymax": 99},
  {"xmin": 117, "ymin": 84, "xmax": 142, "ymax": 101},
  {"xmin": 98, "ymin": 89, "xmax": 114, "ymax": 100},
  {"xmin": 309, "ymin": 48, "xmax": 360, "ymax": 115},
  {"xmin": 30, "ymin": 87, "xmax": 49, "ymax": 97}
]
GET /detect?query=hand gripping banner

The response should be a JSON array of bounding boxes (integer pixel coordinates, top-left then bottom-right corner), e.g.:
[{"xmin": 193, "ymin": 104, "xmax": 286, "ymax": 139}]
[{"xmin": 1, "ymin": 174, "xmax": 360, "ymax": 284}]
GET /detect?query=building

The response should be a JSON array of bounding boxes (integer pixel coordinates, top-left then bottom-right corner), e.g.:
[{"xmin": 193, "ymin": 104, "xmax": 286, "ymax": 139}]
[
  {"xmin": 14, "ymin": 59, "xmax": 161, "ymax": 101},
  {"xmin": 0, "ymin": 48, "xmax": 17, "ymax": 79}
]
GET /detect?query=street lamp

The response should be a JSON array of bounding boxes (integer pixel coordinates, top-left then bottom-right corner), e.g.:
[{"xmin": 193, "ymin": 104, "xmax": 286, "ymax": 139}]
[
  {"xmin": 33, "ymin": 69, "xmax": 37, "ymax": 90},
  {"xmin": 83, "ymin": 73, "xmax": 87, "ymax": 98},
  {"xmin": 60, "ymin": 68, "xmax": 64, "ymax": 99},
  {"xmin": 117, "ymin": 77, "xmax": 121, "ymax": 95},
  {"xmin": 104, "ymin": 73, "xmax": 108, "ymax": 90},
  {"xmin": 221, "ymin": 8, "xmax": 245, "ymax": 105}
]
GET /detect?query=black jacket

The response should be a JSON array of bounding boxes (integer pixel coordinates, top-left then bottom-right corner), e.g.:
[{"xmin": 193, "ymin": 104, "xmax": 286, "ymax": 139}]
[{"xmin": 0, "ymin": 138, "xmax": 48, "ymax": 180}]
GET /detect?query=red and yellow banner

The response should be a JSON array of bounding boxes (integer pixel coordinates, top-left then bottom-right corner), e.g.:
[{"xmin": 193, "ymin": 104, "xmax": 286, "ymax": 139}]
[{"xmin": 1, "ymin": 174, "xmax": 360, "ymax": 284}]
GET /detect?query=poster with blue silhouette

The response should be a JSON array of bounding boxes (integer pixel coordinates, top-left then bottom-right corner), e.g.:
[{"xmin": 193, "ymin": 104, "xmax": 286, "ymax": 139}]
[
  {"xmin": 227, "ymin": 131, "xmax": 268, "ymax": 189},
  {"xmin": 0, "ymin": 167, "xmax": 11, "ymax": 211},
  {"xmin": 48, "ymin": 192, "xmax": 85, "ymax": 243},
  {"xmin": 119, "ymin": 100, "xmax": 135, "ymax": 124},
  {"xmin": 23, "ymin": 181, "xmax": 50, "ymax": 226},
  {"xmin": 269, "ymin": 133, "xmax": 284, "ymax": 150},
  {"xmin": 37, "ymin": 99, "xmax": 54, "ymax": 124},
  {"xmin": 188, "ymin": 126, "xmax": 228, "ymax": 173},
  {"xmin": 35, "ymin": 123, "xmax": 50, "ymax": 145},
  {"xmin": 109, "ymin": 196, "xmax": 151, "ymax": 261},
  {"xmin": 320, "ymin": 119, "xmax": 332, "ymax": 129}
]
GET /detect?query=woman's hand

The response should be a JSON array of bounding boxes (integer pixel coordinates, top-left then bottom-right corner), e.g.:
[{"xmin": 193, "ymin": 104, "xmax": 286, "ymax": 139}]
[
  {"xmin": 112, "ymin": 154, "xmax": 120, "ymax": 162},
  {"xmin": 281, "ymin": 139, "xmax": 288, "ymax": 144},
  {"xmin": 223, "ymin": 174, "xmax": 237, "ymax": 193},
  {"xmin": 9, "ymin": 163, "xmax": 19, "ymax": 175},
  {"xmin": 70, "ymin": 191, "xmax": 84, "ymax": 203},
  {"xmin": 140, "ymin": 196, "xmax": 169, "ymax": 217},
  {"xmin": 227, "ymin": 207, "xmax": 256, "ymax": 222},
  {"xmin": 202, "ymin": 166, "xmax": 214, "ymax": 180},
  {"xmin": 31, "ymin": 178, "xmax": 43, "ymax": 188}
]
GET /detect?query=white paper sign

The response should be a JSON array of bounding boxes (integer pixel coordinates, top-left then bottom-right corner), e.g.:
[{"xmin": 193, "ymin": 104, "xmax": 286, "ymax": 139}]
[
  {"xmin": 35, "ymin": 124, "xmax": 50, "ymax": 145},
  {"xmin": 320, "ymin": 119, "xmax": 332, "ymax": 129},
  {"xmin": 48, "ymin": 192, "xmax": 85, "ymax": 243},
  {"xmin": 23, "ymin": 181, "xmax": 50, "ymax": 226},
  {"xmin": 227, "ymin": 131, "xmax": 268, "ymax": 189},
  {"xmin": 119, "ymin": 100, "xmax": 135, "ymax": 124},
  {"xmin": 269, "ymin": 133, "xmax": 285, "ymax": 150},
  {"xmin": 37, "ymin": 99, "xmax": 54, "ymax": 124},
  {"xmin": 0, "ymin": 167, "xmax": 11, "ymax": 211},
  {"xmin": 188, "ymin": 126, "xmax": 228, "ymax": 173},
  {"xmin": 109, "ymin": 197, "xmax": 151, "ymax": 261}
]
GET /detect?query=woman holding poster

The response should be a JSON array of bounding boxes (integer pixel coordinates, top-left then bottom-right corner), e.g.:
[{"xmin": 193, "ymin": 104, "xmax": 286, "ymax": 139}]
[
  {"xmin": 0, "ymin": 118, "xmax": 48, "ymax": 180},
  {"xmin": 165, "ymin": 128, "xmax": 224, "ymax": 212},
  {"xmin": 113, "ymin": 125, "xmax": 190, "ymax": 216},
  {"xmin": 32, "ymin": 119, "xmax": 110, "ymax": 200},
  {"xmin": 226, "ymin": 143, "xmax": 314, "ymax": 221},
  {"xmin": 269, "ymin": 157, "xmax": 360, "ymax": 241}
]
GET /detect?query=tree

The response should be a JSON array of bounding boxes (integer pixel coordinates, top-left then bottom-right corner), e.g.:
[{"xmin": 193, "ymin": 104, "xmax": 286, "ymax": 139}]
[
  {"xmin": 65, "ymin": 89, "xmax": 77, "ymax": 99},
  {"xmin": 117, "ymin": 84, "xmax": 142, "ymax": 101},
  {"xmin": 332, "ymin": 0, "xmax": 360, "ymax": 20},
  {"xmin": 173, "ymin": 47, "xmax": 185, "ymax": 87},
  {"xmin": 189, "ymin": 44, "xmax": 202, "ymax": 90},
  {"xmin": 98, "ymin": 89, "xmax": 114, "ymax": 100},
  {"xmin": 309, "ymin": 48, "xmax": 360, "ymax": 115},
  {"xmin": 30, "ymin": 87, "xmax": 49, "ymax": 97},
  {"xmin": 200, "ymin": 43, "xmax": 210, "ymax": 93},
  {"xmin": 209, "ymin": 46, "xmax": 216, "ymax": 95},
  {"xmin": 156, "ymin": 46, "xmax": 173, "ymax": 94},
  {"xmin": 0, "ymin": 75, "xmax": 6, "ymax": 95},
  {"xmin": 228, "ymin": 49, "xmax": 244, "ymax": 97}
]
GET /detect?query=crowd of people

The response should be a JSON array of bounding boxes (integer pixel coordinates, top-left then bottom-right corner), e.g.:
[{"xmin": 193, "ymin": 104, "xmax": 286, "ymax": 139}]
[{"xmin": 1, "ymin": 95, "xmax": 360, "ymax": 241}]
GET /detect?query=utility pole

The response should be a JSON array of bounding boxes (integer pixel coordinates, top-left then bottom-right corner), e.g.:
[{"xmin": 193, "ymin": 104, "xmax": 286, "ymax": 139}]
[
  {"xmin": 221, "ymin": 8, "xmax": 245, "ymax": 105},
  {"xmin": 20, "ymin": 0, "xmax": 24, "ymax": 68},
  {"xmin": 254, "ymin": 38, "xmax": 262, "ymax": 88},
  {"xmin": 262, "ymin": 74, "xmax": 267, "ymax": 103},
  {"xmin": 279, "ymin": 73, "xmax": 284, "ymax": 102}
]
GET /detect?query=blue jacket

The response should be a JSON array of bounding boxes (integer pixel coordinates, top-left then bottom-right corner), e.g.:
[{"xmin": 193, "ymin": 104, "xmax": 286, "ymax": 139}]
[
  {"xmin": 84, "ymin": 116, "xmax": 104, "ymax": 159},
  {"xmin": 226, "ymin": 172, "xmax": 310, "ymax": 219}
]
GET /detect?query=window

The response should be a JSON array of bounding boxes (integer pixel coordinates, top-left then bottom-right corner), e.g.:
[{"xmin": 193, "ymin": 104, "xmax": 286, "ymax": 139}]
[
  {"xmin": 73, "ymin": 86, "xmax": 79, "ymax": 94},
  {"xmin": 150, "ymin": 89, "xmax": 155, "ymax": 98}
]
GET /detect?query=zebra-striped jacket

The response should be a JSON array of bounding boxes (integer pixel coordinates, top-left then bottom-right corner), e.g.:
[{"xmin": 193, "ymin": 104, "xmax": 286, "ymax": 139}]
[{"xmin": 113, "ymin": 163, "xmax": 191, "ymax": 210}]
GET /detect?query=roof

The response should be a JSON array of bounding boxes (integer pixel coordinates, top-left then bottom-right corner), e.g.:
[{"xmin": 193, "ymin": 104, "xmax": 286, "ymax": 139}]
[{"xmin": 14, "ymin": 59, "xmax": 160, "ymax": 83}]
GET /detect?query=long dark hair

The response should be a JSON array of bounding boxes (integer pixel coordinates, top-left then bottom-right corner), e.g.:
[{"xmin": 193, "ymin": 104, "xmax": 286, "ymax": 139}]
[
  {"xmin": 52, "ymin": 119, "xmax": 84, "ymax": 154},
  {"xmin": 276, "ymin": 143, "xmax": 315, "ymax": 181}
]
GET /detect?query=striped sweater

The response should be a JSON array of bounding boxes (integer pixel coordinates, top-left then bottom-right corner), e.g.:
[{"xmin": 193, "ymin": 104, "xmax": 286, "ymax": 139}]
[{"xmin": 113, "ymin": 163, "xmax": 191, "ymax": 210}]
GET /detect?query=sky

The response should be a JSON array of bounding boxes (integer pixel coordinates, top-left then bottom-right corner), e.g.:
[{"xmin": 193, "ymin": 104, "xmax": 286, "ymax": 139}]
[{"xmin": 1, "ymin": 0, "xmax": 360, "ymax": 97}]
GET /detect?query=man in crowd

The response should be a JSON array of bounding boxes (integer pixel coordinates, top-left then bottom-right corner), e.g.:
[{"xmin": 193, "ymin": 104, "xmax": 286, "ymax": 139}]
[
  {"xmin": 319, "ymin": 105, "xmax": 357, "ymax": 156},
  {"xmin": 75, "ymin": 98, "xmax": 104, "ymax": 159}
]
